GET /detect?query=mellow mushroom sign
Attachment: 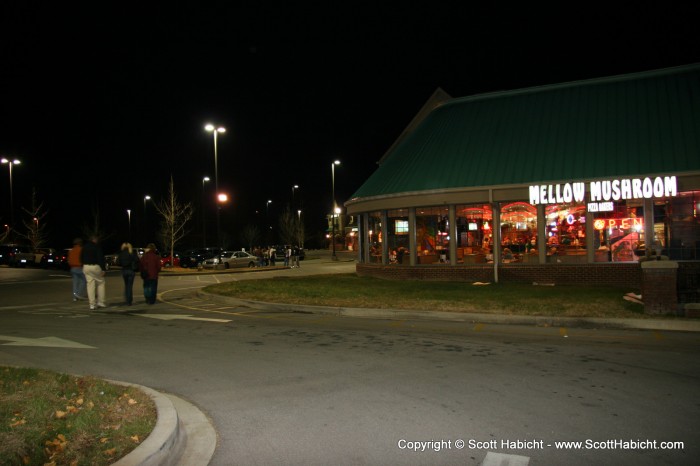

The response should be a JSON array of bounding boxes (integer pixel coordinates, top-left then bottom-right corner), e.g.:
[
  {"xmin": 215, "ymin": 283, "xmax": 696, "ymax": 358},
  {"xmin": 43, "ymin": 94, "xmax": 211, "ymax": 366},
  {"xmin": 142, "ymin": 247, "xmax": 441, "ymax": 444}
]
[{"xmin": 529, "ymin": 176, "xmax": 678, "ymax": 212}]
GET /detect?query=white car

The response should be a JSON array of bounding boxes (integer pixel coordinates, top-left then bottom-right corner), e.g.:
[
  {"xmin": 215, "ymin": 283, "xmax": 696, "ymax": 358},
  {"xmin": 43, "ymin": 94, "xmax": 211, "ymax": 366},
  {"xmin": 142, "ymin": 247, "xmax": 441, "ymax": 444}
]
[{"xmin": 202, "ymin": 251, "xmax": 257, "ymax": 269}]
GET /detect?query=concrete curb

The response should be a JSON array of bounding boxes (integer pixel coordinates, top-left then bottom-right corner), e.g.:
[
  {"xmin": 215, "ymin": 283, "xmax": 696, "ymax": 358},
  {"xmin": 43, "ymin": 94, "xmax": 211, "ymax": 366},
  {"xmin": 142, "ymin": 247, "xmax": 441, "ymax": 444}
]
[
  {"xmin": 198, "ymin": 291, "xmax": 700, "ymax": 332},
  {"xmin": 111, "ymin": 382, "xmax": 216, "ymax": 466}
]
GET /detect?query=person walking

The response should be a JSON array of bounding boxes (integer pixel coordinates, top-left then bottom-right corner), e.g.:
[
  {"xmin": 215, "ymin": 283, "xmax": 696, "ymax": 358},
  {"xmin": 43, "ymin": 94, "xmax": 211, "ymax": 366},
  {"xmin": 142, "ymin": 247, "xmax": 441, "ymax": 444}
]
[
  {"xmin": 284, "ymin": 245, "xmax": 290, "ymax": 267},
  {"xmin": 269, "ymin": 245, "xmax": 276, "ymax": 266},
  {"xmin": 292, "ymin": 245, "xmax": 300, "ymax": 268},
  {"xmin": 67, "ymin": 237, "xmax": 86, "ymax": 301},
  {"xmin": 116, "ymin": 242, "xmax": 140, "ymax": 306},
  {"xmin": 81, "ymin": 235, "xmax": 107, "ymax": 310},
  {"xmin": 140, "ymin": 243, "xmax": 162, "ymax": 305}
]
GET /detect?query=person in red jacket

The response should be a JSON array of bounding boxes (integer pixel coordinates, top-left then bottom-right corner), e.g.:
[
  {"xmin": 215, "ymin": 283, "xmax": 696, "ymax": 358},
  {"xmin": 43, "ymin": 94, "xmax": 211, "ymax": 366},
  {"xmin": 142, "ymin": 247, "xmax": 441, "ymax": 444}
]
[{"xmin": 140, "ymin": 243, "xmax": 162, "ymax": 305}]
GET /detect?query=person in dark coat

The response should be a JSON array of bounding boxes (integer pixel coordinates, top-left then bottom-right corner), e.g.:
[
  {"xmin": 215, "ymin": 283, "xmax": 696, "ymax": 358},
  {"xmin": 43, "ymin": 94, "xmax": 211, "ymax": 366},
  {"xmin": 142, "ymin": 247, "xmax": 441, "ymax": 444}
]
[
  {"xmin": 116, "ymin": 242, "xmax": 140, "ymax": 305},
  {"xmin": 140, "ymin": 243, "xmax": 162, "ymax": 304}
]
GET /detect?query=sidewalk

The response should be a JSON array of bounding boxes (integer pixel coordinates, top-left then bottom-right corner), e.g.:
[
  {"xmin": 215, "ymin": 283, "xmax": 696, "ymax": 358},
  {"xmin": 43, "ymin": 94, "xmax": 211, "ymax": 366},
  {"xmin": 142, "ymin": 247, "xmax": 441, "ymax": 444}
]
[{"xmin": 197, "ymin": 290, "xmax": 700, "ymax": 333}]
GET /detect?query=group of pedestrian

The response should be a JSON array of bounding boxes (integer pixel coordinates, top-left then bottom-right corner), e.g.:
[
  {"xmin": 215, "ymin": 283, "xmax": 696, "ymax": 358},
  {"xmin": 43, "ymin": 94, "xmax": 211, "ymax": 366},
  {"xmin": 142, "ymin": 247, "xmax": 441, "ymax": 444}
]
[
  {"xmin": 250, "ymin": 245, "xmax": 302, "ymax": 268},
  {"xmin": 252, "ymin": 245, "xmax": 278, "ymax": 267},
  {"xmin": 68, "ymin": 236, "xmax": 162, "ymax": 309},
  {"xmin": 284, "ymin": 245, "xmax": 302, "ymax": 268}
]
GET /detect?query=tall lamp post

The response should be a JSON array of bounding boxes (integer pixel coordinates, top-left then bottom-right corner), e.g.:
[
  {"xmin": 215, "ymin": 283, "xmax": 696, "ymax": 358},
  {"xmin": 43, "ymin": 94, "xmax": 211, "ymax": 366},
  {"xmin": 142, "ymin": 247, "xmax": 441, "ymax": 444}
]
[
  {"xmin": 266, "ymin": 200, "xmax": 273, "ymax": 239},
  {"xmin": 202, "ymin": 176, "xmax": 210, "ymax": 246},
  {"xmin": 1, "ymin": 157, "xmax": 21, "ymax": 235},
  {"xmin": 127, "ymin": 209, "xmax": 132, "ymax": 241},
  {"xmin": 205, "ymin": 123, "xmax": 226, "ymax": 247},
  {"xmin": 331, "ymin": 160, "xmax": 341, "ymax": 260},
  {"xmin": 291, "ymin": 185, "xmax": 299, "ymax": 208},
  {"xmin": 143, "ymin": 195, "xmax": 151, "ymax": 244}
]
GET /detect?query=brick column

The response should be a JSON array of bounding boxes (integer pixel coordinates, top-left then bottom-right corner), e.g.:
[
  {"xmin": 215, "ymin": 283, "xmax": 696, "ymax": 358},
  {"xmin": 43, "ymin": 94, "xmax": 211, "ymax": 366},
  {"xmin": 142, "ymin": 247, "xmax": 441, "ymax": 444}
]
[{"xmin": 641, "ymin": 260, "xmax": 678, "ymax": 315}]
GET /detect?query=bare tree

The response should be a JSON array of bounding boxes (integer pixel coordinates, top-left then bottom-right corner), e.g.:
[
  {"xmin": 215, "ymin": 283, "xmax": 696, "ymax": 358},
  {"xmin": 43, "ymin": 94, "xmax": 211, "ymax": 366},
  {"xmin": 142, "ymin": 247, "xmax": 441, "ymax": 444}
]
[
  {"xmin": 82, "ymin": 204, "xmax": 112, "ymax": 242},
  {"xmin": 0, "ymin": 220, "xmax": 9, "ymax": 243},
  {"xmin": 154, "ymin": 176, "xmax": 193, "ymax": 265},
  {"xmin": 239, "ymin": 224, "xmax": 260, "ymax": 252},
  {"xmin": 294, "ymin": 215, "xmax": 305, "ymax": 249},
  {"xmin": 278, "ymin": 206, "xmax": 304, "ymax": 247},
  {"xmin": 20, "ymin": 188, "xmax": 49, "ymax": 250}
]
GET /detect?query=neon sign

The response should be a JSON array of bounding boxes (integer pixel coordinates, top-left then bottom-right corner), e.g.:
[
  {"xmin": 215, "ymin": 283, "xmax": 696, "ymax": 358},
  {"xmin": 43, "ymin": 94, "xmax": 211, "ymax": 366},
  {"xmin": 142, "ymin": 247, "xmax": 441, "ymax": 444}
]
[
  {"xmin": 530, "ymin": 176, "xmax": 677, "ymax": 206},
  {"xmin": 593, "ymin": 218, "xmax": 643, "ymax": 231}
]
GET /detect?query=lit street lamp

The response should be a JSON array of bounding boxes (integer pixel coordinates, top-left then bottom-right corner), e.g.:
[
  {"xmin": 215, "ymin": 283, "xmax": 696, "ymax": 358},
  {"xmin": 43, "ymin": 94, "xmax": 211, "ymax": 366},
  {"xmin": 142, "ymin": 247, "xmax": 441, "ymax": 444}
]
[
  {"xmin": 1, "ymin": 157, "xmax": 21, "ymax": 234},
  {"xmin": 127, "ymin": 209, "xmax": 132, "ymax": 240},
  {"xmin": 266, "ymin": 200, "xmax": 273, "ymax": 233},
  {"xmin": 331, "ymin": 160, "xmax": 341, "ymax": 260},
  {"xmin": 143, "ymin": 195, "xmax": 151, "ymax": 244},
  {"xmin": 205, "ymin": 123, "xmax": 226, "ymax": 247},
  {"xmin": 292, "ymin": 185, "xmax": 299, "ymax": 207}
]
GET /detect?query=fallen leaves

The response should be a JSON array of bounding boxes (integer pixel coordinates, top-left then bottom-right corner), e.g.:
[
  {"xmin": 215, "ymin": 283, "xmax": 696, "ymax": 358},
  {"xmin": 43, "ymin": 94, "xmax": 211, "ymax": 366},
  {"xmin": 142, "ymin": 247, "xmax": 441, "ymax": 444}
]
[
  {"xmin": 9, "ymin": 417, "xmax": 27, "ymax": 427},
  {"xmin": 1, "ymin": 367, "xmax": 156, "ymax": 465},
  {"xmin": 44, "ymin": 434, "xmax": 68, "ymax": 462}
]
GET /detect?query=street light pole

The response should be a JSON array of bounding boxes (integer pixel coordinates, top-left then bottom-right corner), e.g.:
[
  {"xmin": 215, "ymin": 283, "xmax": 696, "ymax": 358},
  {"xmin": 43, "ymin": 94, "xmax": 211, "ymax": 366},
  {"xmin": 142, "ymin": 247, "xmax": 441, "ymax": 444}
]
[
  {"xmin": 202, "ymin": 176, "xmax": 210, "ymax": 246},
  {"xmin": 143, "ymin": 195, "xmax": 151, "ymax": 244},
  {"xmin": 205, "ymin": 124, "xmax": 226, "ymax": 247},
  {"xmin": 331, "ymin": 160, "xmax": 341, "ymax": 260},
  {"xmin": 266, "ymin": 200, "xmax": 272, "ymax": 238},
  {"xmin": 1, "ymin": 157, "xmax": 21, "ymax": 236},
  {"xmin": 291, "ymin": 185, "xmax": 299, "ymax": 208},
  {"xmin": 127, "ymin": 209, "xmax": 132, "ymax": 241}
]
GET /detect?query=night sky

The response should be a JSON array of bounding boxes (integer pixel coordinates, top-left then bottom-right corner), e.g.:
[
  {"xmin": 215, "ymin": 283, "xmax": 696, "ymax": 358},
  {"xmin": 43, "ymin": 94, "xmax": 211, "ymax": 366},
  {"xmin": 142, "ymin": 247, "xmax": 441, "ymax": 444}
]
[{"xmin": 1, "ymin": 3, "xmax": 698, "ymax": 252}]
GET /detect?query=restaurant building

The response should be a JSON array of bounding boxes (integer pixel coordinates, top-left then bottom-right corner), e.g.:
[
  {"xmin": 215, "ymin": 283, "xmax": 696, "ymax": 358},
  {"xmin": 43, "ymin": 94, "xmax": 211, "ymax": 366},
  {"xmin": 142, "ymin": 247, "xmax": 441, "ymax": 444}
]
[{"xmin": 345, "ymin": 64, "xmax": 700, "ymax": 297}]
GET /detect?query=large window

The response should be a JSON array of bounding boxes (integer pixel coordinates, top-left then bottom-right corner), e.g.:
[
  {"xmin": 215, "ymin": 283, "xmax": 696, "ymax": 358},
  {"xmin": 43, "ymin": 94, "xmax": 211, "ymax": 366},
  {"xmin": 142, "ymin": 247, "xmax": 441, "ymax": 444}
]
[
  {"xmin": 366, "ymin": 211, "xmax": 383, "ymax": 263},
  {"xmin": 500, "ymin": 202, "xmax": 537, "ymax": 263},
  {"xmin": 593, "ymin": 201, "xmax": 643, "ymax": 262},
  {"xmin": 654, "ymin": 190, "xmax": 700, "ymax": 260},
  {"xmin": 456, "ymin": 204, "xmax": 492, "ymax": 263},
  {"xmin": 545, "ymin": 202, "xmax": 587, "ymax": 262},
  {"xmin": 416, "ymin": 207, "xmax": 449, "ymax": 264},
  {"xmin": 387, "ymin": 209, "xmax": 409, "ymax": 264}
]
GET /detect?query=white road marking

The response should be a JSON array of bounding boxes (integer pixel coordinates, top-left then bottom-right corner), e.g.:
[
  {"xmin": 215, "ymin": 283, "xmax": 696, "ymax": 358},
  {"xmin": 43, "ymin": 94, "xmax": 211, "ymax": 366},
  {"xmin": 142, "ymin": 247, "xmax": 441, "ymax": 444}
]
[
  {"xmin": 135, "ymin": 314, "xmax": 231, "ymax": 323},
  {"xmin": 0, "ymin": 335, "xmax": 96, "ymax": 348}
]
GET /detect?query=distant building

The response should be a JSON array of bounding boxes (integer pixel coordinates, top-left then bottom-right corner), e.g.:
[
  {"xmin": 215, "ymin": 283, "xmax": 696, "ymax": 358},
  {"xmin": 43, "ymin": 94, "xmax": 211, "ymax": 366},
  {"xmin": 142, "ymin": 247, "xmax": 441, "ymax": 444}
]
[{"xmin": 345, "ymin": 64, "xmax": 700, "ymax": 293}]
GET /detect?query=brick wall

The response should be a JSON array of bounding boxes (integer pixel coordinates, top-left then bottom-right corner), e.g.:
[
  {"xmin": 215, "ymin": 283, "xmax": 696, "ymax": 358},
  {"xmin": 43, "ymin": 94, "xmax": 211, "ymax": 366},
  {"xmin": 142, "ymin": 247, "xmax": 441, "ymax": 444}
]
[
  {"xmin": 641, "ymin": 261, "xmax": 679, "ymax": 315},
  {"xmin": 356, "ymin": 263, "xmax": 642, "ymax": 288}
]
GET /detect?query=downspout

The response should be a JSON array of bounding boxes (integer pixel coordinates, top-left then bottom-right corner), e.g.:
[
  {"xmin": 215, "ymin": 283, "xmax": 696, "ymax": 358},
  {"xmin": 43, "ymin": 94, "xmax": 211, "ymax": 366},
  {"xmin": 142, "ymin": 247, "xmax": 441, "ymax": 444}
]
[{"xmin": 490, "ymin": 189, "xmax": 499, "ymax": 283}]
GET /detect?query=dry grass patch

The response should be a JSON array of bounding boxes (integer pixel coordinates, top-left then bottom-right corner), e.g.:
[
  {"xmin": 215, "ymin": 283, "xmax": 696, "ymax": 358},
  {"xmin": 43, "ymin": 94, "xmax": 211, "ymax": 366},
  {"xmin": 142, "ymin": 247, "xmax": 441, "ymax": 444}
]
[
  {"xmin": 0, "ymin": 367, "xmax": 156, "ymax": 466},
  {"xmin": 205, "ymin": 273, "xmax": 650, "ymax": 319}
]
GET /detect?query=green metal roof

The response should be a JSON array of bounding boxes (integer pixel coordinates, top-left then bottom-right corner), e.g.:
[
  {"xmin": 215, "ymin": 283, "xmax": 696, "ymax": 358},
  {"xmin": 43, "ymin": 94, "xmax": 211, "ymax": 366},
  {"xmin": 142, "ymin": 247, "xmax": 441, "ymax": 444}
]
[{"xmin": 349, "ymin": 64, "xmax": 700, "ymax": 202}]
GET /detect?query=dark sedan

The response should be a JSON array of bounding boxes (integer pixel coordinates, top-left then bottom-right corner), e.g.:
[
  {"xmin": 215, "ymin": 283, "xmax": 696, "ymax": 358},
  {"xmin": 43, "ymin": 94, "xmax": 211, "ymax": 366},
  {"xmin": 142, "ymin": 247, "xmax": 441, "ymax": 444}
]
[
  {"xmin": 40, "ymin": 248, "xmax": 69, "ymax": 269},
  {"xmin": 180, "ymin": 247, "xmax": 222, "ymax": 268}
]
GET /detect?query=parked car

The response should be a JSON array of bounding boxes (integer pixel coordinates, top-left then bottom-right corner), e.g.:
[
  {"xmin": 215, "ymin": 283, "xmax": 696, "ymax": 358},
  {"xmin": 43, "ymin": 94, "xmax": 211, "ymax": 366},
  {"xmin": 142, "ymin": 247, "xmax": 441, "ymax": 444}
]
[
  {"xmin": 180, "ymin": 247, "xmax": 222, "ymax": 268},
  {"xmin": 34, "ymin": 247, "xmax": 56, "ymax": 264},
  {"xmin": 104, "ymin": 252, "xmax": 119, "ymax": 270},
  {"xmin": 202, "ymin": 250, "xmax": 257, "ymax": 269},
  {"xmin": 40, "ymin": 248, "xmax": 69, "ymax": 269},
  {"xmin": 0, "ymin": 244, "xmax": 35, "ymax": 267},
  {"xmin": 161, "ymin": 251, "xmax": 181, "ymax": 268}
]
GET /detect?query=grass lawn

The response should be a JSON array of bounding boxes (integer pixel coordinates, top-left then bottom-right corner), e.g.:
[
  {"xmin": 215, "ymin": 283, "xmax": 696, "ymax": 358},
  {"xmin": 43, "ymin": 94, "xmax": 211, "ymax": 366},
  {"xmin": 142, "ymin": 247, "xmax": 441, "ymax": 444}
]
[
  {"xmin": 204, "ymin": 273, "xmax": 651, "ymax": 319},
  {"xmin": 0, "ymin": 367, "xmax": 156, "ymax": 466}
]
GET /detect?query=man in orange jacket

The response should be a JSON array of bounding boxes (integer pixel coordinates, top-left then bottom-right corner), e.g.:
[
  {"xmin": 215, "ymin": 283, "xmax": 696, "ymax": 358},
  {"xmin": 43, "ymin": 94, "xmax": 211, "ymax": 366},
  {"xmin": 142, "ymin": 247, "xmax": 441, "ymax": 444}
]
[{"xmin": 67, "ymin": 238, "xmax": 87, "ymax": 301}]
